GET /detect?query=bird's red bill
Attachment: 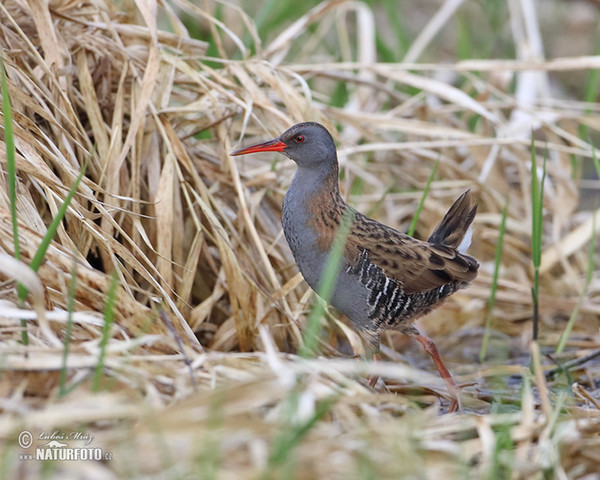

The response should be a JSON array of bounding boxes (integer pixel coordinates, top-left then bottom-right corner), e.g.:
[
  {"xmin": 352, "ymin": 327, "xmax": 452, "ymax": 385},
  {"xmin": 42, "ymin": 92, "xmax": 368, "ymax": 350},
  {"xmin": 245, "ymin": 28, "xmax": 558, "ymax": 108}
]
[{"xmin": 230, "ymin": 138, "xmax": 286, "ymax": 156}]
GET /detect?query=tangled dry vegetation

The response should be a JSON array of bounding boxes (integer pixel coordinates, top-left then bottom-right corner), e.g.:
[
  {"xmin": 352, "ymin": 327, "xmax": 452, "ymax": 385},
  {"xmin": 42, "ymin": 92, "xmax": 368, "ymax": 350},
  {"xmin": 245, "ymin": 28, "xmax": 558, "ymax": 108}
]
[{"xmin": 0, "ymin": 0, "xmax": 599, "ymax": 478}]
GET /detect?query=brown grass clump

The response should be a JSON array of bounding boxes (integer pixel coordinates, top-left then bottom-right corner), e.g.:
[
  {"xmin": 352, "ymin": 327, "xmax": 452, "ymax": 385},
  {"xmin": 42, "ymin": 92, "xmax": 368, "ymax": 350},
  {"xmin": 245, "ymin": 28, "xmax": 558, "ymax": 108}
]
[{"xmin": 0, "ymin": 0, "xmax": 599, "ymax": 478}]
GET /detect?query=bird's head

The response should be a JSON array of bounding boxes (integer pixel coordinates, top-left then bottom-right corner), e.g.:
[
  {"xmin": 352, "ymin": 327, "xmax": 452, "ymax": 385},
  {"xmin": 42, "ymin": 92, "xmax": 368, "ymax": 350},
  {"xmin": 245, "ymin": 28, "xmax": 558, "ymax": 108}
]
[{"xmin": 231, "ymin": 122, "xmax": 337, "ymax": 170}]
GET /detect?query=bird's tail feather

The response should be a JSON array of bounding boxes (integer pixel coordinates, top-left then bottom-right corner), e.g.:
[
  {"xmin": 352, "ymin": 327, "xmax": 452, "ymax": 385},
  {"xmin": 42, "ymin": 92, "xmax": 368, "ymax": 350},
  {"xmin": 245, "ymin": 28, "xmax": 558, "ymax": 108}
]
[{"xmin": 428, "ymin": 190, "xmax": 477, "ymax": 253}]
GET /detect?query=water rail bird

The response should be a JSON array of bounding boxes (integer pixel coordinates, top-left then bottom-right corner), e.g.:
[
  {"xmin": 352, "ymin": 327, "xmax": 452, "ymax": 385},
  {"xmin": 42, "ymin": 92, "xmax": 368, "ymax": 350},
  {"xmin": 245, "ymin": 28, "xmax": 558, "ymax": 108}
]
[{"xmin": 231, "ymin": 122, "xmax": 479, "ymax": 411}]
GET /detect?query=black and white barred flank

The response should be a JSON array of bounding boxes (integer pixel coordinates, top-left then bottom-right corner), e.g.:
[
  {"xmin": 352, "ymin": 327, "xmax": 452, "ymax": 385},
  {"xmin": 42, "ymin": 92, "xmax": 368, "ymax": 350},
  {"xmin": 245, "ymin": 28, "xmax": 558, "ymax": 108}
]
[{"xmin": 346, "ymin": 249, "xmax": 459, "ymax": 329}]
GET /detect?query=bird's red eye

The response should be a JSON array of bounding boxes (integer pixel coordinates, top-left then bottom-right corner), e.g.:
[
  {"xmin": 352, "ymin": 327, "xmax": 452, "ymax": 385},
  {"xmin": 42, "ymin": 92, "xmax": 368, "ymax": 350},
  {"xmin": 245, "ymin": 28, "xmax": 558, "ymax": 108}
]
[{"xmin": 295, "ymin": 135, "xmax": 304, "ymax": 143}]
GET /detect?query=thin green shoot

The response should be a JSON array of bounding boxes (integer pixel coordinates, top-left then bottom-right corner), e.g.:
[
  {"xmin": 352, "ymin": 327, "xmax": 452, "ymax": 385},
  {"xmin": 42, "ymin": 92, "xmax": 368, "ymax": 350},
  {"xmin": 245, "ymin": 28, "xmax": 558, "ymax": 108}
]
[
  {"xmin": 379, "ymin": 0, "xmax": 410, "ymax": 61},
  {"xmin": 253, "ymin": 0, "xmax": 279, "ymax": 36},
  {"xmin": 92, "ymin": 271, "xmax": 119, "ymax": 392},
  {"xmin": 59, "ymin": 253, "xmax": 78, "ymax": 397},
  {"xmin": 16, "ymin": 160, "xmax": 87, "ymax": 345},
  {"xmin": 264, "ymin": 394, "xmax": 338, "ymax": 477},
  {"xmin": 18, "ymin": 161, "xmax": 88, "ymax": 295},
  {"xmin": 1, "ymin": 58, "xmax": 26, "ymax": 344},
  {"xmin": 456, "ymin": 12, "xmax": 472, "ymax": 61},
  {"xmin": 1, "ymin": 59, "xmax": 18, "ymax": 257},
  {"xmin": 350, "ymin": 171, "xmax": 365, "ymax": 197},
  {"xmin": 480, "ymin": 196, "xmax": 509, "ymax": 362},
  {"xmin": 592, "ymin": 145, "xmax": 600, "ymax": 183},
  {"xmin": 407, "ymin": 155, "xmax": 439, "ymax": 237},
  {"xmin": 247, "ymin": 0, "xmax": 320, "ymax": 54},
  {"xmin": 569, "ymin": 153, "xmax": 580, "ymax": 182},
  {"xmin": 195, "ymin": 389, "xmax": 226, "ymax": 480},
  {"xmin": 579, "ymin": 38, "xmax": 599, "ymax": 141},
  {"xmin": 365, "ymin": 185, "xmax": 392, "ymax": 218},
  {"xmin": 299, "ymin": 208, "xmax": 355, "ymax": 358},
  {"xmin": 484, "ymin": 421, "xmax": 514, "ymax": 480},
  {"xmin": 374, "ymin": 34, "xmax": 397, "ymax": 64},
  {"xmin": 530, "ymin": 136, "xmax": 546, "ymax": 341},
  {"xmin": 366, "ymin": 0, "xmax": 408, "ymax": 63},
  {"xmin": 330, "ymin": 81, "xmax": 350, "ymax": 108},
  {"xmin": 583, "ymin": 66, "xmax": 599, "ymax": 111},
  {"xmin": 202, "ymin": 2, "xmax": 227, "ymax": 66}
]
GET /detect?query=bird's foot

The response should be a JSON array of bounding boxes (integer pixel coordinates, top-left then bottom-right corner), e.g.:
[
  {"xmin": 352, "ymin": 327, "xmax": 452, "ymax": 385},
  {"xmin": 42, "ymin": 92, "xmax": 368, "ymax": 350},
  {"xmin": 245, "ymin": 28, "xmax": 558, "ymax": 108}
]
[
  {"xmin": 442, "ymin": 375, "xmax": 463, "ymax": 413},
  {"xmin": 447, "ymin": 388, "xmax": 462, "ymax": 413}
]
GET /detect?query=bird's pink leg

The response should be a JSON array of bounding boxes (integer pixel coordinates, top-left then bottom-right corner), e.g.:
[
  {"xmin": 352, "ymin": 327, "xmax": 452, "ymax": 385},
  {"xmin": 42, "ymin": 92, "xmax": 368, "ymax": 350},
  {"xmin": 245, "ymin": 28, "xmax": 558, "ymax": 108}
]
[{"xmin": 415, "ymin": 334, "xmax": 462, "ymax": 412}]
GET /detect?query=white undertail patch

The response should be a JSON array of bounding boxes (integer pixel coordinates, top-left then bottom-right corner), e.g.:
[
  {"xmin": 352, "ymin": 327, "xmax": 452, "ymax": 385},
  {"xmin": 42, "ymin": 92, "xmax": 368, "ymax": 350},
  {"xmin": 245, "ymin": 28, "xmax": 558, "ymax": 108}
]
[{"xmin": 457, "ymin": 223, "xmax": 473, "ymax": 254}]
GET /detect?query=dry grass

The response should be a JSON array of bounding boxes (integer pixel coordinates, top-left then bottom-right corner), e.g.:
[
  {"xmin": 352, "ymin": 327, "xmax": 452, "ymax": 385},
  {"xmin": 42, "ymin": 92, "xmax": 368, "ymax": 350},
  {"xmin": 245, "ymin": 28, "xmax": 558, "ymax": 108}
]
[{"xmin": 0, "ymin": 0, "xmax": 599, "ymax": 478}]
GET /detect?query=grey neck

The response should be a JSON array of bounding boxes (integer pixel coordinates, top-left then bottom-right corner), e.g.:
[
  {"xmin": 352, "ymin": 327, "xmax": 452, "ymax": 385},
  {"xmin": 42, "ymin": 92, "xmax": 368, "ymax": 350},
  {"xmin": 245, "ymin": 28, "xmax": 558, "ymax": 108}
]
[
  {"xmin": 287, "ymin": 162, "xmax": 339, "ymax": 201},
  {"xmin": 281, "ymin": 162, "xmax": 340, "ymax": 289}
]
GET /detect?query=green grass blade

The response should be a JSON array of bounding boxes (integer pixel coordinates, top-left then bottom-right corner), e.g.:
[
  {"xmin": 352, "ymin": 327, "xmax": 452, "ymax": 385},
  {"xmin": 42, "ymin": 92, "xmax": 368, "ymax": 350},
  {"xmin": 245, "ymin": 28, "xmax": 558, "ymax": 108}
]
[
  {"xmin": 195, "ymin": 389, "xmax": 225, "ymax": 480},
  {"xmin": 366, "ymin": 185, "xmax": 392, "ymax": 218},
  {"xmin": 253, "ymin": 0, "xmax": 283, "ymax": 37},
  {"xmin": 299, "ymin": 208, "xmax": 355, "ymax": 358},
  {"xmin": 456, "ymin": 12, "xmax": 472, "ymax": 61},
  {"xmin": 1, "ymin": 59, "xmax": 19, "ymax": 259},
  {"xmin": 484, "ymin": 421, "xmax": 514, "ymax": 480},
  {"xmin": 373, "ymin": 0, "xmax": 409, "ymax": 62},
  {"xmin": 530, "ymin": 136, "xmax": 546, "ymax": 341},
  {"xmin": 59, "ymin": 273, "xmax": 78, "ymax": 395},
  {"xmin": 578, "ymin": 36, "xmax": 599, "ymax": 141},
  {"xmin": 92, "ymin": 271, "xmax": 119, "ymax": 392},
  {"xmin": 19, "ymin": 162, "xmax": 88, "ymax": 284},
  {"xmin": 266, "ymin": 394, "xmax": 338, "ymax": 473},
  {"xmin": 15, "ymin": 158, "xmax": 87, "ymax": 335},
  {"xmin": 592, "ymin": 145, "xmax": 600, "ymax": 182},
  {"xmin": 1, "ymin": 58, "xmax": 27, "ymax": 344},
  {"xmin": 381, "ymin": 0, "xmax": 409, "ymax": 55},
  {"xmin": 59, "ymin": 253, "xmax": 78, "ymax": 397},
  {"xmin": 480, "ymin": 196, "xmax": 509, "ymax": 362},
  {"xmin": 407, "ymin": 155, "xmax": 439, "ymax": 237}
]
